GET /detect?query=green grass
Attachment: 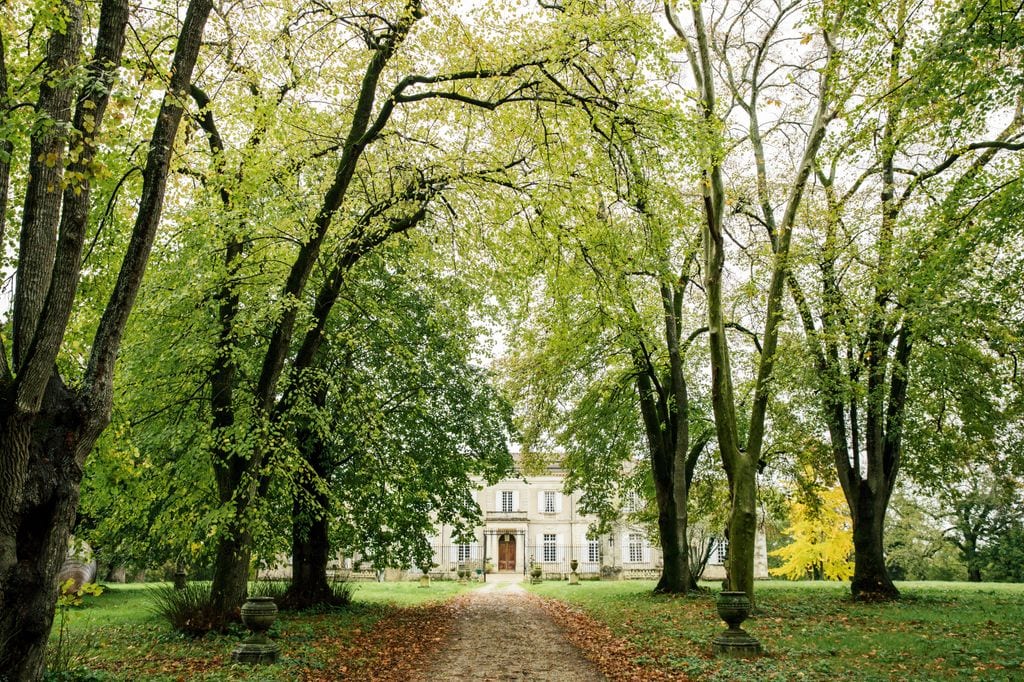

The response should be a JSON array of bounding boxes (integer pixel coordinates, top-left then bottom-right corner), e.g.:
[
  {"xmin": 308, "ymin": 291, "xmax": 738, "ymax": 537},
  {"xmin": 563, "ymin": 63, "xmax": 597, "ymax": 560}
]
[
  {"xmin": 350, "ymin": 579, "xmax": 470, "ymax": 606},
  {"xmin": 528, "ymin": 579, "xmax": 1024, "ymax": 681},
  {"xmin": 47, "ymin": 580, "xmax": 475, "ymax": 681},
  {"xmin": 48, "ymin": 579, "xmax": 1024, "ymax": 680}
]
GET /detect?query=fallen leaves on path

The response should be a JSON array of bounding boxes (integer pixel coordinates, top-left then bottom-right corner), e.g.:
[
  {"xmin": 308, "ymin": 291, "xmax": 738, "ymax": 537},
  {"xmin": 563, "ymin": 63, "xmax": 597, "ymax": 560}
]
[
  {"xmin": 304, "ymin": 598, "xmax": 463, "ymax": 681},
  {"xmin": 533, "ymin": 594, "xmax": 691, "ymax": 682}
]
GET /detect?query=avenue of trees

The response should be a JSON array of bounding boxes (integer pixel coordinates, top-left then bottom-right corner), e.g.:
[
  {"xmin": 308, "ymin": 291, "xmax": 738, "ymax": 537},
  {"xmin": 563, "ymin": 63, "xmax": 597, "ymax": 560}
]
[{"xmin": 0, "ymin": 0, "xmax": 1021, "ymax": 678}]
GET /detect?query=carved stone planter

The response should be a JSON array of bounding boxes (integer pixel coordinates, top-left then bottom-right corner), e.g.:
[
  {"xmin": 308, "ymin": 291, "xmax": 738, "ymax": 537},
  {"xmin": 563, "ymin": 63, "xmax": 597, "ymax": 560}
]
[
  {"xmin": 712, "ymin": 591, "xmax": 761, "ymax": 658},
  {"xmin": 530, "ymin": 565, "xmax": 543, "ymax": 584},
  {"xmin": 232, "ymin": 596, "xmax": 280, "ymax": 664},
  {"xmin": 569, "ymin": 559, "xmax": 579, "ymax": 585}
]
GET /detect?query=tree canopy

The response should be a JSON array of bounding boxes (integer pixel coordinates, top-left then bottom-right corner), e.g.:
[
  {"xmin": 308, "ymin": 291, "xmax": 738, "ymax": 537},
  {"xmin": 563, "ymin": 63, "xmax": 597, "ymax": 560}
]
[{"xmin": 1, "ymin": 0, "xmax": 1023, "ymax": 675}]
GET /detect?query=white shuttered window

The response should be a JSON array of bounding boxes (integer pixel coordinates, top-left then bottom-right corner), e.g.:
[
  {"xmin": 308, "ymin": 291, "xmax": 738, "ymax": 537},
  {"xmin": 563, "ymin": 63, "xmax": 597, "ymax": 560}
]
[
  {"xmin": 542, "ymin": 534, "xmax": 557, "ymax": 562},
  {"xmin": 627, "ymin": 533, "xmax": 645, "ymax": 563}
]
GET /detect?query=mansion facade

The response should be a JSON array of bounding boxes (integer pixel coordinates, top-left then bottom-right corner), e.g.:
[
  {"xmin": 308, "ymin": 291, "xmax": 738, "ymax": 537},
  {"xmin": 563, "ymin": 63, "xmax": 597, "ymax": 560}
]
[{"xmin": 413, "ymin": 462, "xmax": 769, "ymax": 582}]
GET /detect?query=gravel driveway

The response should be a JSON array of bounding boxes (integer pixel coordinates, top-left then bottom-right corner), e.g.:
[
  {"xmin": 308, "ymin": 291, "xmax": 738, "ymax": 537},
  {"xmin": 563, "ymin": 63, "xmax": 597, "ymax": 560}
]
[{"xmin": 413, "ymin": 579, "xmax": 607, "ymax": 682}]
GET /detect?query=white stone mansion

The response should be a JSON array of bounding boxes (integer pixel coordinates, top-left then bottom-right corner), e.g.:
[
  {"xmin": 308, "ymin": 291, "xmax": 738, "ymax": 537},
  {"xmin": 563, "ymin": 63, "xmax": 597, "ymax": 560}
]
[{"xmin": 416, "ymin": 461, "xmax": 769, "ymax": 581}]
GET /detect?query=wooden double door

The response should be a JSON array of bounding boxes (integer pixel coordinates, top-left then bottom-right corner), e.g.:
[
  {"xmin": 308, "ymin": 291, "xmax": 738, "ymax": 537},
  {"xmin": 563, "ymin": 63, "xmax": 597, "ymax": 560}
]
[{"xmin": 498, "ymin": 533, "xmax": 516, "ymax": 571}]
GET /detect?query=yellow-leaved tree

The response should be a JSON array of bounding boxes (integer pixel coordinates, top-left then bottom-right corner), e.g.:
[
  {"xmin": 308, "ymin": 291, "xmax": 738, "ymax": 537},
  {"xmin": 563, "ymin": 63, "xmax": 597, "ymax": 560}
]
[{"xmin": 771, "ymin": 486, "xmax": 854, "ymax": 581}]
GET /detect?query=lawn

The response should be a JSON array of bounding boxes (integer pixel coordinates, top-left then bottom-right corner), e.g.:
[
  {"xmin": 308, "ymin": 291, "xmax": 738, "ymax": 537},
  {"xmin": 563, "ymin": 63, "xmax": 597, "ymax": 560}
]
[
  {"xmin": 528, "ymin": 579, "xmax": 1024, "ymax": 681},
  {"xmin": 47, "ymin": 579, "xmax": 1024, "ymax": 681},
  {"xmin": 48, "ymin": 580, "xmax": 474, "ymax": 681}
]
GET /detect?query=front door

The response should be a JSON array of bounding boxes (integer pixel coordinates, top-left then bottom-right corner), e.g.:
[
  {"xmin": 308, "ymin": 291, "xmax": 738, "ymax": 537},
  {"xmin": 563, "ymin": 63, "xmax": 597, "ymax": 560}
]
[{"xmin": 498, "ymin": 533, "xmax": 516, "ymax": 571}]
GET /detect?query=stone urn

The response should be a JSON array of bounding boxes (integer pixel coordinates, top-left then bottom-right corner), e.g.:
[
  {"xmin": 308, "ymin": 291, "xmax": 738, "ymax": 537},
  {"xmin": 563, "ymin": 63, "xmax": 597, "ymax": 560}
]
[
  {"xmin": 530, "ymin": 564, "xmax": 543, "ymax": 584},
  {"xmin": 232, "ymin": 596, "xmax": 280, "ymax": 664},
  {"xmin": 568, "ymin": 559, "xmax": 580, "ymax": 586},
  {"xmin": 711, "ymin": 591, "xmax": 761, "ymax": 658}
]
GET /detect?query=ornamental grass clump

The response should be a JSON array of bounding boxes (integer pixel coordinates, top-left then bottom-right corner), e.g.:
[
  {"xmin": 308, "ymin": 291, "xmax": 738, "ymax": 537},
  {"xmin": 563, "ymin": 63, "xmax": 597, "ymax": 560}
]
[{"xmin": 149, "ymin": 583, "xmax": 223, "ymax": 636}]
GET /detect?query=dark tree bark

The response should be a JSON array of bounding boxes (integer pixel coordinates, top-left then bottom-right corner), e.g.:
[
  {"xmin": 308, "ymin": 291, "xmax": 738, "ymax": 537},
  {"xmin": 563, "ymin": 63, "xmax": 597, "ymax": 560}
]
[
  {"xmin": 635, "ymin": 364, "xmax": 692, "ymax": 594},
  {"xmin": 633, "ymin": 286, "xmax": 711, "ymax": 596},
  {"xmin": 287, "ymin": 501, "xmax": 335, "ymax": 607},
  {"xmin": 284, "ymin": 416, "xmax": 338, "ymax": 609},
  {"xmin": 0, "ymin": 0, "xmax": 211, "ymax": 676},
  {"xmin": 848, "ymin": 476, "xmax": 901, "ymax": 597}
]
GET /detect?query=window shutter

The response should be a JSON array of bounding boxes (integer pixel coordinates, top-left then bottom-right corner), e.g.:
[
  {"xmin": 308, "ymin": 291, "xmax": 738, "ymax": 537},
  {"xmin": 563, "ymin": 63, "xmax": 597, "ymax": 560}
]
[
  {"xmin": 495, "ymin": 490, "xmax": 500, "ymax": 511},
  {"xmin": 555, "ymin": 493, "xmax": 563, "ymax": 513},
  {"xmin": 471, "ymin": 542, "xmax": 479, "ymax": 560},
  {"xmin": 512, "ymin": 491, "xmax": 520, "ymax": 511},
  {"xmin": 643, "ymin": 540, "xmax": 652, "ymax": 564},
  {"xmin": 557, "ymin": 533, "xmax": 564, "ymax": 562},
  {"xmin": 537, "ymin": 491, "xmax": 544, "ymax": 511}
]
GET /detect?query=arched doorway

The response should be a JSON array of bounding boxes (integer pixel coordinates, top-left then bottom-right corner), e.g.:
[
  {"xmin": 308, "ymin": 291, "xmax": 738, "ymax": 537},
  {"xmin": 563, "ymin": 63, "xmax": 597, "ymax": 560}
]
[{"xmin": 498, "ymin": 533, "xmax": 516, "ymax": 571}]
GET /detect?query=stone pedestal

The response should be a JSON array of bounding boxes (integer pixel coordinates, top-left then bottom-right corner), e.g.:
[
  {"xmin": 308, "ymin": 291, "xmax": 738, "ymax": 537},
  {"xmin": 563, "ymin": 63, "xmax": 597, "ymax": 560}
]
[
  {"xmin": 712, "ymin": 591, "xmax": 762, "ymax": 658},
  {"xmin": 232, "ymin": 596, "xmax": 280, "ymax": 664}
]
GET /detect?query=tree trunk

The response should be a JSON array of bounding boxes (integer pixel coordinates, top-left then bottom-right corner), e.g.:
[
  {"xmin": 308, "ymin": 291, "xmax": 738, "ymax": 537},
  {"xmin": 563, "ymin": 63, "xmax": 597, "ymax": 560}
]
[
  {"xmin": 726, "ymin": 461, "xmax": 759, "ymax": 598},
  {"xmin": 209, "ymin": 452, "xmax": 253, "ymax": 619},
  {"xmin": 635, "ymin": 365, "xmax": 692, "ymax": 595},
  {"xmin": 209, "ymin": 521, "xmax": 252, "ymax": 619},
  {"xmin": 0, "ymin": 0, "xmax": 209, "ymax": 675},
  {"xmin": 286, "ymin": 505, "xmax": 335, "ymax": 608},
  {"xmin": 652, "ymin": 482, "xmax": 691, "ymax": 593},
  {"xmin": 0, "ymin": 379, "xmax": 98, "ymax": 679},
  {"xmin": 850, "ymin": 486, "xmax": 899, "ymax": 600},
  {"xmin": 961, "ymin": 535, "xmax": 982, "ymax": 582},
  {"xmin": 285, "ymin": 426, "xmax": 338, "ymax": 608}
]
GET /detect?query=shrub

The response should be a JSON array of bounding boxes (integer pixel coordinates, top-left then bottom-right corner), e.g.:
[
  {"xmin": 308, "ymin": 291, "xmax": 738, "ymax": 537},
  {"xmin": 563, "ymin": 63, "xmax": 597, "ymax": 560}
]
[
  {"xmin": 46, "ymin": 581, "xmax": 104, "ymax": 677},
  {"xmin": 330, "ymin": 579, "xmax": 353, "ymax": 607},
  {"xmin": 149, "ymin": 583, "xmax": 224, "ymax": 636},
  {"xmin": 248, "ymin": 580, "xmax": 289, "ymax": 601},
  {"xmin": 266, "ymin": 578, "xmax": 354, "ymax": 611}
]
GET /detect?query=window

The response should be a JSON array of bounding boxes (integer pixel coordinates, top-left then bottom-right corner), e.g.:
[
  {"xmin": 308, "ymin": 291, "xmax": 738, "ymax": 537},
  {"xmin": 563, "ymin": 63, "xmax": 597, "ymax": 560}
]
[
  {"xmin": 713, "ymin": 538, "xmax": 728, "ymax": 565},
  {"xmin": 628, "ymin": 533, "xmax": 645, "ymax": 563},
  {"xmin": 543, "ymin": 534, "xmax": 557, "ymax": 562},
  {"xmin": 624, "ymin": 491, "xmax": 641, "ymax": 513},
  {"xmin": 501, "ymin": 490, "xmax": 513, "ymax": 513},
  {"xmin": 587, "ymin": 539, "xmax": 600, "ymax": 563},
  {"xmin": 544, "ymin": 491, "xmax": 557, "ymax": 513},
  {"xmin": 457, "ymin": 544, "xmax": 471, "ymax": 562}
]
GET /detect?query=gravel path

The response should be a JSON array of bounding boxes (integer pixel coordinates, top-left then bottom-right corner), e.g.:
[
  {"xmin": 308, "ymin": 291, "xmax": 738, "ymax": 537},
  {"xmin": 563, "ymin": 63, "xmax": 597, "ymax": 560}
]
[{"xmin": 413, "ymin": 579, "xmax": 607, "ymax": 682}]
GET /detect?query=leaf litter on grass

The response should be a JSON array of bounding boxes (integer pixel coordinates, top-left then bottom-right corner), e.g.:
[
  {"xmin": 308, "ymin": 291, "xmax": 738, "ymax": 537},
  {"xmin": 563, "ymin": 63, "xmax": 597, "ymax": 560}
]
[{"xmin": 534, "ymin": 593, "xmax": 691, "ymax": 681}]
